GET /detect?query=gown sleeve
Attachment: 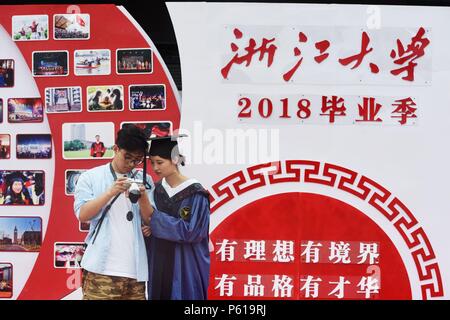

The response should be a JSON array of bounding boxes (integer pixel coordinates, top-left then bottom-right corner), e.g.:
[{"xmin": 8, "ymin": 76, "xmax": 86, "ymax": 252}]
[{"xmin": 149, "ymin": 193, "xmax": 210, "ymax": 244}]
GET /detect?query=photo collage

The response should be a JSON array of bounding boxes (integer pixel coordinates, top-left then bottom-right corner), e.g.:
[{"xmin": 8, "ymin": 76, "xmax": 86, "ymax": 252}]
[{"xmin": 1, "ymin": 11, "xmax": 173, "ymax": 295}]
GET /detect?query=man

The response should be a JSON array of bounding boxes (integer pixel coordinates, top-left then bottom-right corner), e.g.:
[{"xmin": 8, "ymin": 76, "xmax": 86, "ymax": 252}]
[
  {"xmin": 74, "ymin": 125, "xmax": 154, "ymax": 300},
  {"xmin": 90, "ymin": 134, "xmax": 106, "ymax": 157}
]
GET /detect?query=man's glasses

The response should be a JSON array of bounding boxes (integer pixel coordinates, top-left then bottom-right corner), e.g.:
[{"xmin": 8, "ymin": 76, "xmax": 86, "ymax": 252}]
[{"xmin": 122, "ymin": 151, "xmax": 144, "ymax": 166}]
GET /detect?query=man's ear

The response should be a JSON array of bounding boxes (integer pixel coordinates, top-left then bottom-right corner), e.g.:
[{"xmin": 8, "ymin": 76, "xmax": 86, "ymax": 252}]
[{"xmin": 113, "ymin": 145, "xmax": 119, "ymax": 153}]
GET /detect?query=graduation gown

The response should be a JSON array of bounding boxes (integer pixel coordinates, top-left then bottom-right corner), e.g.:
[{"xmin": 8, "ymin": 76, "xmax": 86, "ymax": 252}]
[{"xmin": 146, "ymin": 179, "xmax": 210, "ymax": 300}]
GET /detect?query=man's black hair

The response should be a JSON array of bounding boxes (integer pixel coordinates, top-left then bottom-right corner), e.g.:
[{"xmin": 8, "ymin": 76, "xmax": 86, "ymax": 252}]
[{"xmin": 116, "ymin": 125, "xmax": 148, "ymax": 153}]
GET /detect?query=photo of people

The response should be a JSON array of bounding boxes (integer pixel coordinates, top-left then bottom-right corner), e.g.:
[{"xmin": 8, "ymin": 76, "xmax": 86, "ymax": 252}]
[
  {"xmin": 129, "ymin": 84, "xmax": 166, "ymax": 110},
  {"xmin": 0, "ymin": 59, "xmax": 14, "ymax": 87},
  {"xmin": 79, "ymin": 222, "xmax": 90, "ymax": 232},
  {"xmin": 0, "ymin": 217, "xmax": 42, "ymax": 252},
  {"xmin": 0, "ymin": 263, "xmax": 12, "ymax": 298},
  {"xmin": 54, "ymin": 14, "xmax": 90, "ymax": 40},
  {"xmin": 45, "ymin": 87, "xmax": 82, "ymax": 113},
  {"xmin": 0, "ymin": 171, "xmax": 45, "ymax": 206},
  {"xmin": 65, "ymin": 169, "xmax": 86, "ymax": 195},
  {"xmin": 117, "ymin": 48, "xmax": 152, "ymax": 74},
  {"xmin": 0, "ymin": 135, "xmax": 11, "ymax": 160},
  {"xmin": 62, "ymin": 122, "xmax": 114, "ymax": 159},
  {"xmin": 16, "ymin": 134, "xmax": 52, "ymax": 159},
  {"xmin": 12, "ymin": 15, "xmax": 48, "ymax": 41},
  {"xmin": 121, "ymin": 121, "xmax": 172, "ymax": 139},
  {"xmin": 54, "ymin": 243, "xmax": 85, "ymax": 268},
  {"xmin": 32, "ymin": 51, "xmax": 68, "ymax": 76},
  {"xmin": 74, "ymin": 49, "xmax": 111, "ymax": 76},
  {"xmin": 87, "ymin": 85, "xmax": 123, "ymax": 111},
  {"xmin": 8, "ymin": 98, "xmax": 43, "ymax": 123}
]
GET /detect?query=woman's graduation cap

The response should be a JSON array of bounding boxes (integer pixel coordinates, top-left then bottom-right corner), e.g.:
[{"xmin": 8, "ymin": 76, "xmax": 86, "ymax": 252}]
[
  {"xmin": 148, "ymin": 134, "xmax": 187, "ymax": 160},
  {"xmin": 142, "ymin": 134, "xmax": 188, "ymax": 188}
]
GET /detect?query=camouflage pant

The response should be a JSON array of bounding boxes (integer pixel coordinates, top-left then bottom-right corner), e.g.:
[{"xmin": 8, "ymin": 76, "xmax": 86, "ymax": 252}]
[{"xmin": 82, "ymin": 270, "xmax": 146, "ymax": 300}]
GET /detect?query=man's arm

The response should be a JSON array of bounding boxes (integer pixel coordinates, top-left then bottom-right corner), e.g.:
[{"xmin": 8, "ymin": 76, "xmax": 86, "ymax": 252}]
[{"xmin": 78, "ymin": 176, "xmax": 130, "ymax": 222}]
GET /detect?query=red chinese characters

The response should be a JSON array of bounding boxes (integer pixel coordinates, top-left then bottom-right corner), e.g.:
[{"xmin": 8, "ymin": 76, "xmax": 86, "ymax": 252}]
[
  {"xmin": 391, "ymin": 97, "xmax": 417, "ymax": 125},
  {"xmin": 237, "ymin": 95, "xmax": 417, "ymax": 125},
  {"xmin": 356, "ymin": 97, "xmax": 383, "ymax": 122},
  {"xmin": 390, "ymin": 27, "xmax": 430, "ymax": 81},
  {"xmin": 320, "ymin": 96, "xmax": 347, "ymax": 123},
  {"xmin": 283, "ymin": 32, "xmax": 307, "ymax": 82},
  {"xmin": 221, "ymin": 28, "xmax": 278, "ymax": 79},
  {"xmin": 221, "ymin": 27, "xmax": 430, "ymax": 83},
  {"xmin": 339, "ymin": 31, "xmax": 379, "ymax": 74}
]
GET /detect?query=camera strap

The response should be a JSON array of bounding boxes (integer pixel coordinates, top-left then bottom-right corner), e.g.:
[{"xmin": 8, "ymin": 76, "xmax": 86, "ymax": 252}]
[{"xmin": 90, "ymin": 163, "xmax": 133, "ymax": 244}]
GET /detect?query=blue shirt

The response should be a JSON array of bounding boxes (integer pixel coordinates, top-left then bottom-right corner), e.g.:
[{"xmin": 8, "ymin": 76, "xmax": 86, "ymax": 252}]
[{"xmin": 73, "ymin": 163, "xmax": 154, "ymax": 282}]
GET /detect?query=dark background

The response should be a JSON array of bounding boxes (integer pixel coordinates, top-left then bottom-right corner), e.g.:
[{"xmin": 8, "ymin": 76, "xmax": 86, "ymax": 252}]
[{"xmin": 2, "ymin": 0, "xmax": 449, "ymax": 90}]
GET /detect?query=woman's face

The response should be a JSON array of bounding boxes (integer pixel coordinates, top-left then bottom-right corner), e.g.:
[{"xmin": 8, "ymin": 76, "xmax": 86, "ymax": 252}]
[
  {"xmin": 12, "ymin": 181, "xmax": 23, "ymax": 193},
  {"xmin": 150, "ymin": 155, "xmax": 177, "ymax": 178}
]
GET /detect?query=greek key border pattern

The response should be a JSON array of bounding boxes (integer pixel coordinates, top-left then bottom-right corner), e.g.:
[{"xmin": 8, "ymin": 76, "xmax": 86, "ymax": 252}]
[{"xmin": 209, "ymin": 160, "xmax": 444, "ymax": 299}]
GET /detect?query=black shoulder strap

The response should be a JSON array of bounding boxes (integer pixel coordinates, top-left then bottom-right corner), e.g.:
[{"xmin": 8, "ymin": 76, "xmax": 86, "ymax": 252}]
[{"xmin": 90, "ymin": 163, "xmax": 121, "ymax": 244}]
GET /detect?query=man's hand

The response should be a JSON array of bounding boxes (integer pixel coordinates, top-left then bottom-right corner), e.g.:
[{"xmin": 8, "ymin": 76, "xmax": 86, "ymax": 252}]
[
  {"xmin": 108, "ymin": 176, "xmax": 130, "ymax": 197},
  {"xmin": 79, "ymin": 177, "xmax": 129, "ymax": 223}
]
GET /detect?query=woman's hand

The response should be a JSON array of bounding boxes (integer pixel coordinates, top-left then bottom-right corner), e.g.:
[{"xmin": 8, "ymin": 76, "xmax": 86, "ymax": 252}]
[{"xmin": 142, "ymin": 225, "xmax": 152, "ymax": 237}]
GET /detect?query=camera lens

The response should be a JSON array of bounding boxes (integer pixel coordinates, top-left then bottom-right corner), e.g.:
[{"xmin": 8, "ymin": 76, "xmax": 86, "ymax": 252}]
[{"xmin": 128, "ymin": 182, "xmax": 141, "ymax": 203}]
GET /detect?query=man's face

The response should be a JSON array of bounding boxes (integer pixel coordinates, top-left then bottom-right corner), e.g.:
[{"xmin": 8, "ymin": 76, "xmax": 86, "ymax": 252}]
[
  {"xmin": 95, "ymin": 135, "xmax": 100, "ymax": 142},
  {"xmin": 114, "ymin": 146, "xmax": 145, "ymax": 173}
]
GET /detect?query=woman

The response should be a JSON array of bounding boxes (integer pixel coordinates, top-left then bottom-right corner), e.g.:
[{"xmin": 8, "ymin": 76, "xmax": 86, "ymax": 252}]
[
  {"xmin": 142, "ymin": 136, "xmax": 210, "ymax": 300},
  {"xmin": 88, "ymin": 90, "xmax": 102, "ymax": 110},
  {"xmin": 111, "ymin": 88, "xmax": 123, "ymax": 110},
  {"xmin": 4, "ymin": 177, "xmax": 32, "ymax": 205}
]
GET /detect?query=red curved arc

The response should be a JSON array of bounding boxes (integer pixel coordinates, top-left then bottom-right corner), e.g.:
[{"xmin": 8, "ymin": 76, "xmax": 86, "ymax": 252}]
[{"xmin": 0, "ymin": 4, "xmax": 181, "ymax": 300}]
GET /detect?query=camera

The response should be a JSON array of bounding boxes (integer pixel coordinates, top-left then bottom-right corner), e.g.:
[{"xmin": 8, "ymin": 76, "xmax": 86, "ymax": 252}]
[{"xmin": 125, "ymin": 178, "xmax": 143, "ymax": 203}]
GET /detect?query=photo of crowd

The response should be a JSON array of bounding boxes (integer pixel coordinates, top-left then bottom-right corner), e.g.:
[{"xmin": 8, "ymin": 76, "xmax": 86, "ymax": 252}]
[
  {"xmin": 0, "ymin": 171, "xmax": 45, "ymax": 206},
  {"xmin": 45, "ymin": 87, "xmax": 82, "ymax": 113},
  {"xmin": 54, "ymin": 243, "xmax": 85, "ymax": 268},
  {"xmin": 54, "ymin": 14, "xmax": 90, "ymax": 40},
  {"xmin": 12, "ymin": 15, "xmax": 48, "ymax": 41},
  {"xmin": 8, "ymin": 98, "xmax": 43, "ymax": 123},
  {"xmin": 117, "ymin": 48, "xmax": 152, "ymax": 74},
  {"xmin": 0, "ymin": 217, "xmax": 42, "ymax": 252},
  {"xmin": 16, "ymin": 134, "xmax": 52, "ymax": 159},
  {"xmin": 129, "ymin": 84, "xmax": 166, "ymax": 110},
  {"xmin": 0, "ymin": 59, "xmax": 14, "ymax": 88},
  {"xmin": 0, "ymin": 135, "xmax": 11, "ymax": 160},
  {"xmin": 0, "ymin": 264, "xmax": 12, "ymax": 298},
  {"xmin": 32, "ymin": 51, "xmax": 68, "ymax": 76}
]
